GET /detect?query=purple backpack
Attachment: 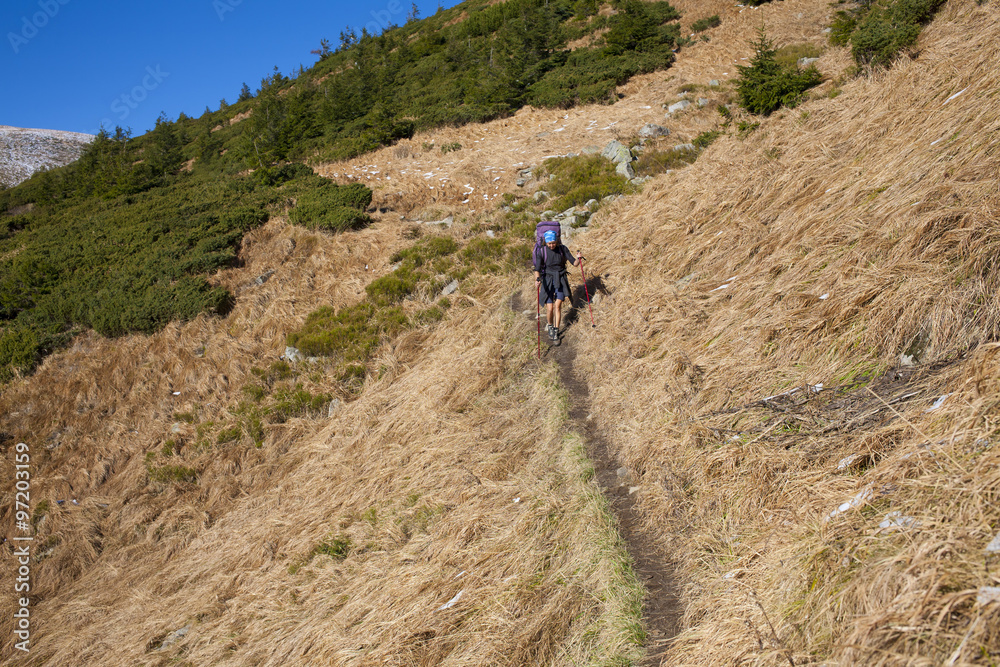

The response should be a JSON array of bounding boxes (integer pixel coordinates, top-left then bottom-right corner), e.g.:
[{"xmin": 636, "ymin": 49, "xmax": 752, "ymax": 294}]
[{"xmin": 532, "ymin": 220, "xmax": 561, "ymax": 268}]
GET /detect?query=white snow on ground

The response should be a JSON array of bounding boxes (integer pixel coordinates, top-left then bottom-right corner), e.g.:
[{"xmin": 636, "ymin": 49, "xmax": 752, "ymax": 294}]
[{"xmin": 0, "ymin": 125, "xmax": 95, "ymax": 188}]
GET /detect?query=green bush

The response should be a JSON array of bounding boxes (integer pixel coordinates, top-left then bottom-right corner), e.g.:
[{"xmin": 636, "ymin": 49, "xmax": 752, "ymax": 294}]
[
  {"xmin": 287, "ymin": 302, "xmax": 408, "ymax": 360},
  {"xmin": 693, "ymin": 130, "xmax": 722, "ymax": 149},
  {"xmin": 366, "ymin": 268, "xmax": 421, "ymax": 305},
  {"xmin": 830, "ymin": 0, "xmax": 945, "ymax": 68},
  {"xmin": 0, "ymin": 327, "xmax": 39, "ymax": 382},
  {"xmin": 268, "ymin": 385, "xmax": 331, "ymax": 422},
  {"xmin": 850, "ymin": 0, "xmax": 946, "ymax": 68},
  {"xmin": 288, "ymin": 183, "xmax": 373, "ymax": 233},
  {"xmin": 313, "ymin": 534, "xmax": 352, "ymax": 560},
  {"xmin": 148, "ymin": 464, "xmax": 199, "ymax": 484},
  {"xmin": 690, "ymin": 15, "xmax": 721, "ymax": 32},
  {"xmin": 736, "ymin": 28, "xmax": 822, "ymax": 115},
  {"xmin": 543, "ymin": 154, "xmax": 633, "ymax": 209}
]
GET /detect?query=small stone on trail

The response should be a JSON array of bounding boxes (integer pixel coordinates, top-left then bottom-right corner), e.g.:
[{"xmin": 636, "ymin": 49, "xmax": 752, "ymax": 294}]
[{"xmin": 441, "ymin": 279, "xmax": 459, "ymax": 296}]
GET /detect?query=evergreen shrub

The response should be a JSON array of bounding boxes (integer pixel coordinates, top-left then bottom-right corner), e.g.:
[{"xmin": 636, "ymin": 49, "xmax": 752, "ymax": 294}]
[
  {"xmin": 736, "ymin": 29, "xmax": 822, "ymax": 115},
  {"xmin": 691, "ymin": 15, "xmax": 721, "ymax": 32}
]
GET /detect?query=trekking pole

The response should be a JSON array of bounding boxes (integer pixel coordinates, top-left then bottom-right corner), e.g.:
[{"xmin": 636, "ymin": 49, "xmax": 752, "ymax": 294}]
[
  {"xmin": 579, "ymin": 258, "xmax": 596, "ymax": 328},
  {"xmin": 536, "ymin": 280, "xmax": 542, "ymax": 359}
]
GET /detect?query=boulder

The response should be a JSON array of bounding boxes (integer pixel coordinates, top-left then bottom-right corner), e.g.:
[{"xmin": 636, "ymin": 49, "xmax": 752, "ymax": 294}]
[
  {"xmin": 601, "ymin": 140, "xmax": 632, "ymax": 165},
  {"xmin": 638, "ymin": 123, "xmax": 670, "ymax": 139},
  {"xmin": 667, "ymin": 100, "xmax": 691, "ymax": 114},
  {"xmin": 616, "ymin": 161, "xmax": 636, "ymax": 179}
]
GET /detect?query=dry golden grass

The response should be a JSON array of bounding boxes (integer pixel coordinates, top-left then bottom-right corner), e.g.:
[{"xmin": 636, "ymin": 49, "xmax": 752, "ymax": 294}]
[
  {"xmin": 3, "ymin": 0, "xmax": 1000, "ymax": 663},
  {"xmin": 571, "ymin": 0, "xmax": 1000, "ymax": 662}
]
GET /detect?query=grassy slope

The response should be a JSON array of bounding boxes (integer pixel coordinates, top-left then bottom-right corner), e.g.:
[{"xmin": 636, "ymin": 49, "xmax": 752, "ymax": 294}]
[
  {"xmin": 1, "ymin": 0, "xmax": 999, "ymax": 664},
  {"xmin": 577, "ymin": 0, "xmax": 1000, "ymax": 663}
]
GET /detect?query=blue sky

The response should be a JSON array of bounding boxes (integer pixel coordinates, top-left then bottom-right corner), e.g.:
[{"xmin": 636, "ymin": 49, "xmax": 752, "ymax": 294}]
[{"xmin": 2, "ymin": 0, "xmax": 459, "ymax": 137}]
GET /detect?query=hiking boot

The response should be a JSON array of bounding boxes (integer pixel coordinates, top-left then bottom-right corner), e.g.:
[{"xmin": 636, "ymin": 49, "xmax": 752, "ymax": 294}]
[
  {"xmin": 546, "ymin": 324, "xmax": 554, "ymax": 337},
  {"xmin": 552, "ymin": 326, "xmax": 560, "ymax": 340}
]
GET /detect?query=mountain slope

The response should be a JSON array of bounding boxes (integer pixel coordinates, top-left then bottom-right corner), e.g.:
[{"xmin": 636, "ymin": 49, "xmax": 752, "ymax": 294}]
[
  {"xmin": 2, "ymin": 0, "xmax": 999, "ymax": 664},
  {"xmin": 0, "ymin": 126, "xmax": 94, "ymax": 189}
]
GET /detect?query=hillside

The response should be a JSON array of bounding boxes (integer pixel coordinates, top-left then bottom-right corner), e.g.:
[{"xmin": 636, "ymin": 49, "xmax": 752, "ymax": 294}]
[
  {"xmin": 0, "ymin": 126, "xmax": 94, "ymax": 189},
  {"xmin": 2, "ymin": 0, "xmax": 1000, "ymax": 664}
]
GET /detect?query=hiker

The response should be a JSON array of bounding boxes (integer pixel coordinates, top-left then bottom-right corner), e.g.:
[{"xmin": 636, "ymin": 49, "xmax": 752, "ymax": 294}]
[{"xmin": 534, "ymin": 230, "xmax": 583, "ymax": 342}]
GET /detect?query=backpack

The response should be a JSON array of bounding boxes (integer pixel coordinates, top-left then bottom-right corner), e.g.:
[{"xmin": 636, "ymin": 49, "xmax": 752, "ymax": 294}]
[{"xmin": 532, "ymin": 220, "xmax": 561, "ymax": 269}]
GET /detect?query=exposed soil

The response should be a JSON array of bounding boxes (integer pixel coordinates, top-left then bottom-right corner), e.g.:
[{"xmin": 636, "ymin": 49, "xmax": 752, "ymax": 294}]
[{"xmin": 512, "ymin": 282, "xmax": 683, "ymax": 666}]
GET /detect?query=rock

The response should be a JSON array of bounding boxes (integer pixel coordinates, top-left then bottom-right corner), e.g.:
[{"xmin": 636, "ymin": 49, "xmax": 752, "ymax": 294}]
[
  {"xmin": 601, "ymin": 140, "xmax": 632, "ymax": 165},
  {"xmin": 158, "ymin": 625, "xmax": 192, "ymax": 651},
  {"xmin": 986, "ymin": 532, "xmax": 1000, "ymax": 553},
  {"xmin": 584, "ymin": 199, "xmax": 599, "ymax": 211},
  {"xmin": 667, "ymin": 100, "xmax": 691, "ymax": 114},
  {"xmin": 697, "ymin": 97, "xmax": 710, "ymax": 107},
  {"xmin": 541, "ymin": 210, "xmax": 557, "ymax": 219},
  {"xmin": 674, "ymin": 143, "xmax": 697, "ymax": 152},
  {"xmin": 253, "ymin": 270, "xmax": 275, "ymax": 286},
  {"xmin": 441, "ymin": 279, "xmax": 459, "ymax": 296},
  {"xmin": 616, "ymin": 467, "xmax": 632, "ymax": 484},
  {"xmin": 285, "ymin": 346, "xmax": 304, "ymax": 363},
  {"xmin": 709, "ymin": 79, "xmax": 720, "ymax": 87},
  {"xmin": 170, "ymin": 423, "xmax": 183, "ymax": 434},
  {"xmin": 582, "ymin": 145, "xmax": 601, "ymax": 155},
  {"xmin": 516, "ymin": 168, "xmax": 534, "ymax": 187},
  {"xmin": 533, "ymin": 190, "xmax": 549, "ymax": 202},
  {"xmin": 616, "ymin": 161, "xmax": 636, "ymax": 179},
  {"xmin": 194, "ymin": 345, "xmax": 205, "ymax": 358},
  {"xmin": 798, "ymin": 57, "xmax": 819, "ymax": 67},
  {"xmin": 638, "ymin": 123, "xmax": 670, "ymax": 139},
  {"xmin": 327, "ymin": 398, "xmax": 341, "ymax": 418},
  {"xmin": 630, "ymin": 176, "xmax": 651, "ymax": 185},
  {"xmin": 563, "ymin": 215, "xmax": 579, "ymax": 227},
  {"xmin": 900, "ymin": 353, "xmax": 917, "ymax": 367},
  {"xmin": 424, "ymin": 215, "xmax": 453, "ymax": 228},
  {"xmin": 977, "ymin": 586, "xmax": 1000, "ymax": 605}
]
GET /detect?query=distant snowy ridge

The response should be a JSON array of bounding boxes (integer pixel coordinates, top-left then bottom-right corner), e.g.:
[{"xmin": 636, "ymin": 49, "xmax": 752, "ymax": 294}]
[{"xmin": 0, "ymin": 125, "xmax": 95, "ymax": 189}]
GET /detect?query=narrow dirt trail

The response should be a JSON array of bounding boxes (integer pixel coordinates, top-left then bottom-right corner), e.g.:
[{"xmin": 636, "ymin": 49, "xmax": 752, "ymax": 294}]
[{"xmin": 513, "ymin": 284, "xmax": 682, "ymax": 666}]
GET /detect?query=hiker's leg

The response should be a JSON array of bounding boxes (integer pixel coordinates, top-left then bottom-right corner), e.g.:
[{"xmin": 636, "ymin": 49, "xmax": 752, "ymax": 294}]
[
  {"xmin": 545, "ymin": 301, "xmax": 555, "ymax": 326},
  {"xmin": 554, "ymin": 298, "xmax": 564, "ymax": 330}
]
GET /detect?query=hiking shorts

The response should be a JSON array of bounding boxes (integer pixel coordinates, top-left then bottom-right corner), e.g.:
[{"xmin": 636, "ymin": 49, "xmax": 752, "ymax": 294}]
[{"xmin": 540, "ymin": 274, "xmax": 572, "ymax": 305}]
